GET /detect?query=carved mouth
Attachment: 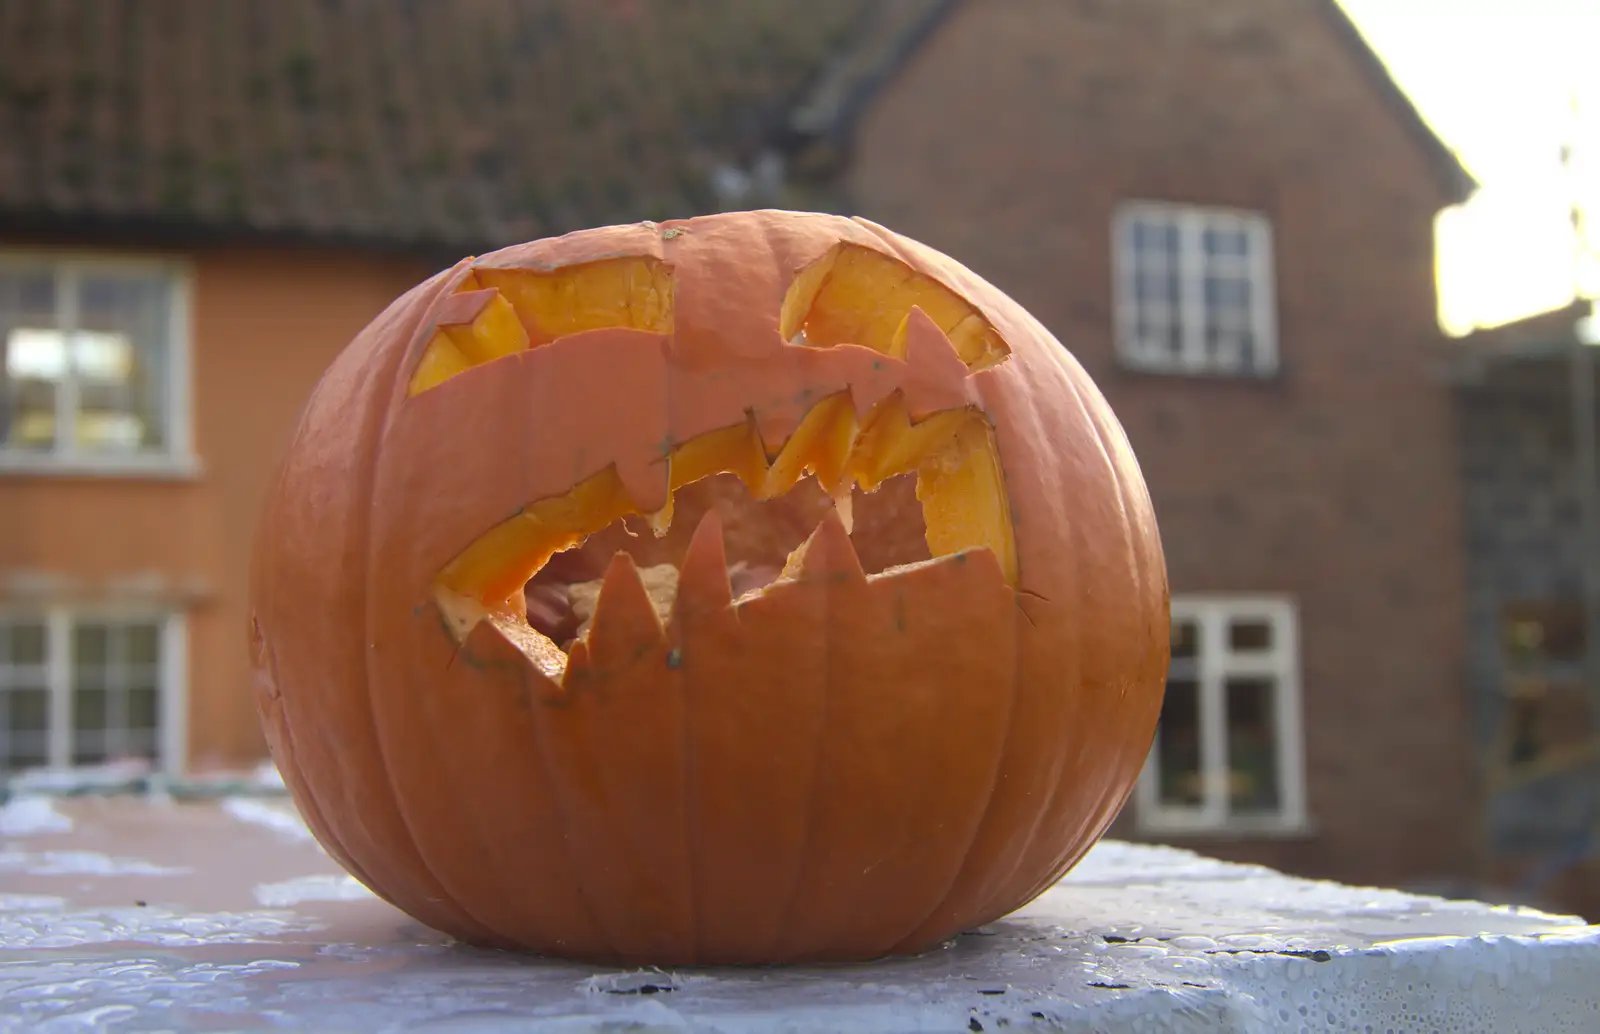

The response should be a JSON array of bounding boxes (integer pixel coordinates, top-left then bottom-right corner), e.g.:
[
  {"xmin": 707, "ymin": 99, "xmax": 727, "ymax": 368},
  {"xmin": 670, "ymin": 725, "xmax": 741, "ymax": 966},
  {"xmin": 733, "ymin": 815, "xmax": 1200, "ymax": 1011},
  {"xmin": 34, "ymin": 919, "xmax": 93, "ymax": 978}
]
[{"xmin": 408, "ymin": 242, "xmax": 1019, "ymax": 671}]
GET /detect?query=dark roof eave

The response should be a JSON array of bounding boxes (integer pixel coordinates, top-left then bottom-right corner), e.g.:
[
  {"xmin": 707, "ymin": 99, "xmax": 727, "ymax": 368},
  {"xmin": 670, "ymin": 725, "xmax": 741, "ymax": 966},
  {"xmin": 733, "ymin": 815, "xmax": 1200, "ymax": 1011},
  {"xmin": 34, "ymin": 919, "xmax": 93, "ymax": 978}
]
[{"xmin": 0, "ymin": 209, "xmax": 499, "ymax": 266}]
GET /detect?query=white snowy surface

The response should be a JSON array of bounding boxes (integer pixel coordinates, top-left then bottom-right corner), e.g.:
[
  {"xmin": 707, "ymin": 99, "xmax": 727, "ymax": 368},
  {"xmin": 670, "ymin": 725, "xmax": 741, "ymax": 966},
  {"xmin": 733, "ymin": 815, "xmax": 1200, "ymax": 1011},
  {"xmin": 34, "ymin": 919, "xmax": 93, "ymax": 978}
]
[
  {"xmin": 0, "ymin": 796, "xmax": 72, "ymax": 837},
  {"xmin": 0, "ymin": 795, "xmax": 1596, "ymax": 1033}
]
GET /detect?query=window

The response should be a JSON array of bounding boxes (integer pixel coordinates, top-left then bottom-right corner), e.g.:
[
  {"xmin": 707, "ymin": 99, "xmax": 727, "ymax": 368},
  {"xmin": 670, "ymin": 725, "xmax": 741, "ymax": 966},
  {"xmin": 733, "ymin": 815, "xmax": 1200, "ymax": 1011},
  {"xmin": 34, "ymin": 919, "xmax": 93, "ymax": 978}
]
[
  {"xmin": 0, "ymin": 610, "xmax": 186, "ymax": 775},
  {"xmin": 0, "ymin": 254, "xmax": 193, "ymax": 474},
  {"xmin": 1134, "ymin": 596, "xmax": 1306, "ymax": 834},
  {"xmin": 1112, "ymin": 202, "xmax": 1278, "ymax": 376}
]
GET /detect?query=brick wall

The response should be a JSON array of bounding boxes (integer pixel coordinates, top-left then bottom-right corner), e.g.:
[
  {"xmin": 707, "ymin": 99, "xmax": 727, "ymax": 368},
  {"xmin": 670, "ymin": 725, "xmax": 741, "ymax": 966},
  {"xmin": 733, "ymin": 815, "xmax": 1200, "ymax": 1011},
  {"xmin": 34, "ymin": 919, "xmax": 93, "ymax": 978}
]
[{"xmin": 841, "ymin": 0, "xmax": 1473, "ymax": 888}]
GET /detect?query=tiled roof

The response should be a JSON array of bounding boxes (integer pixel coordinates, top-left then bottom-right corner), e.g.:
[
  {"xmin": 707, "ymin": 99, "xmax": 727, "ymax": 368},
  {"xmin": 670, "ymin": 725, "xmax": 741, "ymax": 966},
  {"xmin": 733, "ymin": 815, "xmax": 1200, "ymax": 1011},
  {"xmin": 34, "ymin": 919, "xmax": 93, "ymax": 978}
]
[{"xmin": 0, "ymin": 0, "xmax": 945, "ymax": 252}]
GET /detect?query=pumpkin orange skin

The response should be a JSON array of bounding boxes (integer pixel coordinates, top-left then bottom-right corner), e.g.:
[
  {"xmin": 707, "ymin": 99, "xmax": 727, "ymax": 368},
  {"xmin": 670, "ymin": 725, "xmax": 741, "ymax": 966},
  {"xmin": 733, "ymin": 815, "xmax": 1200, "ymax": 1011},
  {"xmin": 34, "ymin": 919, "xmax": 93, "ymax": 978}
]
[{"xmin": 247, "ymin": 210, "xmax": 1169, "ymax": 965}]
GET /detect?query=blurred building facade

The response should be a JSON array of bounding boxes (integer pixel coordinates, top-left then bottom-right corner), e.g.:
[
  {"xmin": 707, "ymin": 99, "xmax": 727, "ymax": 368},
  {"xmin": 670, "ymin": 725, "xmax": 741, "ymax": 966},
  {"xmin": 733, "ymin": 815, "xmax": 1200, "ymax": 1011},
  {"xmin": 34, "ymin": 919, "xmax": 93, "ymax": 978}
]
[
  {"xmin": 3, "ymin": 0, "xmax": 1586, "ymax": 913},
  {"xmin": 1450, "ymin": 301, "xmax": 1600, "ymax": 919}
]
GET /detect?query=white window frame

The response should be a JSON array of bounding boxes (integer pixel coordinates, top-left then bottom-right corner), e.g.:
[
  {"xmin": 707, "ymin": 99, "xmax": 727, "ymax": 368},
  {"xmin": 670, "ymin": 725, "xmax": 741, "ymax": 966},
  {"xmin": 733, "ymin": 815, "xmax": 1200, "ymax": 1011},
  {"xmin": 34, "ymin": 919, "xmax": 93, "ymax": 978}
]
[
  {"xmin": 1134, "ymin": 594, "xmax": 1308, "ymax": 836},
  {"xmin": 0, "ymin": 250, "xmax": 198, "ymax": 478},
  {"xmin": 0, "ymin": 606, "xmax": 188, "ymax": 776},
  {"xmin": 1112, "ymin": 201, "xmax": 1279, "ymax": 377}
]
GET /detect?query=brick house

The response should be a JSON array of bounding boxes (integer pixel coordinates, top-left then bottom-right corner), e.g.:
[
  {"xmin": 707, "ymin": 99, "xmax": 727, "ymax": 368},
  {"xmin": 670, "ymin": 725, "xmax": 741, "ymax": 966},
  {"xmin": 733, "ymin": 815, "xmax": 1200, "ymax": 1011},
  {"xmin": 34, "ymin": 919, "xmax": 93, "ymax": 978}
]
[{"xmin": 0, "ymin": 1, "xmax": 1485, "ymax": 898}]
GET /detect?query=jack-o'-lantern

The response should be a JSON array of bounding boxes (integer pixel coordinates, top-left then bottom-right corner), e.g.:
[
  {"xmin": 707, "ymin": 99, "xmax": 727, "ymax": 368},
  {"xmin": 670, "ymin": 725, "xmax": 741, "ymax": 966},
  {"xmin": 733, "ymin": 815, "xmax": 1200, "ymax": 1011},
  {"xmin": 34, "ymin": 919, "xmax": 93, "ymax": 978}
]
[{"xmin": 247, "ymin": 210, "xmax": 1168, "ymax": 965}]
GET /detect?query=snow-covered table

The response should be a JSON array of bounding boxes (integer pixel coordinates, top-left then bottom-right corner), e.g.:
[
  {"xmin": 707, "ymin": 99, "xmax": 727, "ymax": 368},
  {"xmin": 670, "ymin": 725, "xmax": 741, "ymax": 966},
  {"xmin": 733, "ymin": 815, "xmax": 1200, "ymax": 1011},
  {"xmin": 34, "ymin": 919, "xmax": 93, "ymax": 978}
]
[{"xmin": 1, "ymin": 790, "xmax": 1596, "ymax": 1033}]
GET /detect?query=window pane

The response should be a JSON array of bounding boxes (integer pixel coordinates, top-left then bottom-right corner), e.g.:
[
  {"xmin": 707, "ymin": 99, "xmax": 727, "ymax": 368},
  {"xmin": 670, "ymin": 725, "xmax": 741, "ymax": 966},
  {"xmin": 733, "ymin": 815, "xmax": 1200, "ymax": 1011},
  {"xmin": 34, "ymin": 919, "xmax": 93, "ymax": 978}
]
[
  {"xmin": 1, "ymin": 269, "xmax": 62, "ymax": 451},
  {"xmin": 4, "ymin": 738, "xmax": 48, "ymax": 771},
  {"xmin": 2, "ymin": 621, "xmax": 47, "ymax": 665},
  {"xmin": 122, "ymin": 728, "xmax": 159, "ymax": 760},
  {"xmin": 1203, "ymin": 226, "xmax": 1249, "ymax": 257},
  {"xmin": 1134, "ymin": 218, "xmax": 1180, "ymax": 257},
  {"xmin": 126, "ymin": 622, "xmax": 161, "ymax": 665},
  {"xmin": 1156, "ymin": 678, "xmax": 1202, "ymax": 807},
  {"xmin": 72, "ymin": 735, "xmax": 108, "ymax": 767},
  {"xmin": 73, "ymin": 686, "xmax": 108, "ymax": 732},
  {"xmin": 1135, "ymin": 269, "xmax": 1175, "ymax": 304},
  {"xmin": 77, "ymin": 273, "xmax": 171, "ymax": 452},
  {"xmin": 1226, "ymin": 677, "xmax": 1281, "ymax": 814},
  {"xmin": 127, "ymin": 685, "xmax": 159, "ymax": 731},
  {"xmin": 1204, "ymin": 275, "xmax": 1250, "ymax": 311},
  {"xmin": 74, "ymin": 623, "xmax": 109, "ymax": 665},
  {"xmin": 1229, "ymin": 619, "xmax": 1273, "ymax": 652},
  {"xmin": 7, "ymin": 688, "xmax": 48, "ymax": 734}
]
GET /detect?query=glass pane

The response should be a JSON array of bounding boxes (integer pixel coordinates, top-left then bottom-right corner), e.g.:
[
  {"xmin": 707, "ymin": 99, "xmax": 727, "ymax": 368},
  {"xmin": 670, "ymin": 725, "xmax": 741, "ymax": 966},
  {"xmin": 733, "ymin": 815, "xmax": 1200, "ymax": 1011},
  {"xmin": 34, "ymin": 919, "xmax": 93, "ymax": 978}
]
[
  {"xmin": 73, "ymin": 623, "xmax": 109, "ymax": 665},
  {"xmin": 1156, "ymin": 678, "xmax": 1202, "ymax": 807},
  {"xmin": 1229, "ymin": 619, "xmax": 1273, "ymax": 652},
  {"xmin": 3, "ymin": 621, "xmax": 47, "ymax": 664},
  {"xmin": 1204, "ymin": 275, "xmax": 1249, "ymax": 311},
  {"xmin": 4, "ymin": 732, "xmax": 49, "ymax": 772},
  {"xmin": 126, "ymin": 622, "xmax": 161, "ymax": 665},
  {"xmin": 121, "ymin": 728, "xmax": 158, "ymax": 760},
  {"xmin": 73, "ymin": 686, "xmax": 108, "ymax": 732},
  {"xmin": 1203, "ymin": 226, "xmax": 1249, "ymax": 257},
  {"xmin": 1226, "ymin": 677, "xmax": 1281, "ymax": 814},
  {"xmin": 0, "ymin": 269, "xmax": 61, "ymax": 450},
  {"xmin": 7, "ymin": 688, "xmax": 49, "ymax": 733},
  {"xmin": 76, "ymin": 273, "xmax": 171, "ymax": 452},
  {"xmin": 127, "ymin": 685, "xmax": 159, "ymax": 731},
  {"xmin": 72, "ymin": 735, "xmax": 107, "ymax": 767}
]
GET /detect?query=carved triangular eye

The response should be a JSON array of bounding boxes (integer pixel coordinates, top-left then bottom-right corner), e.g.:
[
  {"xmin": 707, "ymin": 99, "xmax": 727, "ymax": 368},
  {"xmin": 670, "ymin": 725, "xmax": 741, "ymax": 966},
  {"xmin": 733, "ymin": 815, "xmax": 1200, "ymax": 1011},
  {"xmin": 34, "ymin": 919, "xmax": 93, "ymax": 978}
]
[
  {"xmin": 408, "ymin": 257, "xmax": 674, "ymax": 396},
  {"xmin": 781, "ymin": 242, "xmax": 1010, "ymax": 370}
]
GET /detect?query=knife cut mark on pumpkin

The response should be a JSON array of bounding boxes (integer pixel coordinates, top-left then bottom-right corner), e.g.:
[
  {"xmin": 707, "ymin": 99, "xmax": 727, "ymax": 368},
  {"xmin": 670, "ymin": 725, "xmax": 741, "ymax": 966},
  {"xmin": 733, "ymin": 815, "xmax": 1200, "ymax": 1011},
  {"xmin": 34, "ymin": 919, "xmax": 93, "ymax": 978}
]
[{"xmin": 422, "ymin": 246, "xmax": 1018, "ymax": 667}]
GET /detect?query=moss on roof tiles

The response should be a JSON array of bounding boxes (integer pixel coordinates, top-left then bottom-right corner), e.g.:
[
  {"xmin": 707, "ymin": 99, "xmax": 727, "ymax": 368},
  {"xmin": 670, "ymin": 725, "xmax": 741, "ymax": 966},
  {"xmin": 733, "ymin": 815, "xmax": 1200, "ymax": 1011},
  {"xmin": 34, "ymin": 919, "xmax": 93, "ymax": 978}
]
[{"xmin": 0, "ymin": 0, "xmax": 897, "ymax": 249}]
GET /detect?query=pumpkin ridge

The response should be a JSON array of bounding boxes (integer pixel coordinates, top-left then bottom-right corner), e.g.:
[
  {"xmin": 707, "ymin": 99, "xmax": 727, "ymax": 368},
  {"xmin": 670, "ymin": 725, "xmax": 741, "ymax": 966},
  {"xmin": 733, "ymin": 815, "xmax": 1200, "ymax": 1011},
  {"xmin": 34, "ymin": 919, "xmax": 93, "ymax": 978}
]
[
  {"xmin": 886, "ymin": 599, "xmax": 1022, "ymax": 954},
  {"xmin": 362, "ymin": 260, "xmax": 524, "ymax": 944},
  {"xmin": 521, "ymin": 652, "xmax": 621, "ymax": 959},
  {"xmin": 1010, "ymin": 361, "xmax": 1169, "ymax": 905}
]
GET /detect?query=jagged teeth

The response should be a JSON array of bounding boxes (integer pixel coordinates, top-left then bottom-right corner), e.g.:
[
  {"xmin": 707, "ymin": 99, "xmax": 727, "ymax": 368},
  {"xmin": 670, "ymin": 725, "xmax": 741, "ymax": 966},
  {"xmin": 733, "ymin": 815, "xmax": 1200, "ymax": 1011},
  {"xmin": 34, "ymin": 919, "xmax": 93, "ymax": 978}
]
[
  {"xmin": 569, "ymin": 505, "xmax": 871, "ymax": 660},
  {"xmin": 776, "ymin": 507, "xmax": 866, "ymax": 586},
  {"xmin": 674, "ymin": 510, "xmax": 735, "ymax": 620},
  {"xmin": 582, "ymin": 553, "xmax": 670, "ymax": 663},
  {"xmin": 831, "ymin": 489, "xmax": 854, "ymax": 536}
]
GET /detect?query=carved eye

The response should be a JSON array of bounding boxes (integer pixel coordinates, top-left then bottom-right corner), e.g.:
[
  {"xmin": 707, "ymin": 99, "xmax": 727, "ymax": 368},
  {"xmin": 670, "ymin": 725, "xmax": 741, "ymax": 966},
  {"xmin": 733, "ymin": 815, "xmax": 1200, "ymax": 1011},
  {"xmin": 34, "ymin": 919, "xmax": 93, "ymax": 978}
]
[
  {"xmin": 407, "ymin": 257, "xmax": 673, "ymax": 395},
  {"xmin": 782, "ymin": 242, "xmax": 1011, "ymax": 370}
]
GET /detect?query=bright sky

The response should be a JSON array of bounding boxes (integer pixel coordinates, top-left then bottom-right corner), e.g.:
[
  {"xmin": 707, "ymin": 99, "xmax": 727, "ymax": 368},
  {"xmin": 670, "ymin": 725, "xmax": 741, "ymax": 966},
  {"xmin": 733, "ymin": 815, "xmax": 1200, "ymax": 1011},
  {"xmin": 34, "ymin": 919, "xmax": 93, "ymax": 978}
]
[{"xmin": 1336, "ymin": 0, "xmax": 1600, "ymax": 336}]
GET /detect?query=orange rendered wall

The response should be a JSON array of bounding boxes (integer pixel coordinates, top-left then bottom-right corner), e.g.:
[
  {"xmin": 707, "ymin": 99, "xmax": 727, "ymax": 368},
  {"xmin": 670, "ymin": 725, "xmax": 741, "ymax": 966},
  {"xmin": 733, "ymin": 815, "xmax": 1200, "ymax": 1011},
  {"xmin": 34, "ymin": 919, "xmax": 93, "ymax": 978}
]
[{"xmin": 0, "ymin": 245, "xmax": 433, "ymax": 770}]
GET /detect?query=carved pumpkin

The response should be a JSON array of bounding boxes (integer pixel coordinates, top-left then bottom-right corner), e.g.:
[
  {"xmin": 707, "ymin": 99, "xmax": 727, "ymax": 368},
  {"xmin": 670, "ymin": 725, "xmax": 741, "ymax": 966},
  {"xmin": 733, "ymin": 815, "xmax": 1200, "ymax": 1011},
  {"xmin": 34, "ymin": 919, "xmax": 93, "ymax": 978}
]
[{"xmin": 247, "ymin": 210, "xmax": 1168, "ymax": 965}]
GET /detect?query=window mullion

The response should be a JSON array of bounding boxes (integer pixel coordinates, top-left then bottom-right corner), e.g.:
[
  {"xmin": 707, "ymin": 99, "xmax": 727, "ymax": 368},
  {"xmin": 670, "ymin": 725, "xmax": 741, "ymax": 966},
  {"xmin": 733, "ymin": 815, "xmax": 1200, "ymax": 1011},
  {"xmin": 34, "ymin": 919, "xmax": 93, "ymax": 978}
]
[
  {"xmin": 1271, "ymin": 607, "xmax": 1306, "ymax": 826},
  {"xmin": 108, "ymin": 624, "xmax": 126, "ymax": 761},
  {"xmin": 1248, "ymin": 218, "xmax": 1278, "ymax": 374},
  {"xmin": 1198, "ymin": 609, "xmax": 1230, "ymax": 823},
  {"xmin": 159, "ymin": 613, "xmax": 187, "ymax": 776},
  {"xmin": 46, "ymin": 610, "xmax": 71, "ymax": 769},
  {"xmin": 57, "ymin": 268, "xmax": 80, "ymax": 455},
  {"xmin": 1178, "ymin": 215, "xmax": 1206, "ymax": 371}
]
